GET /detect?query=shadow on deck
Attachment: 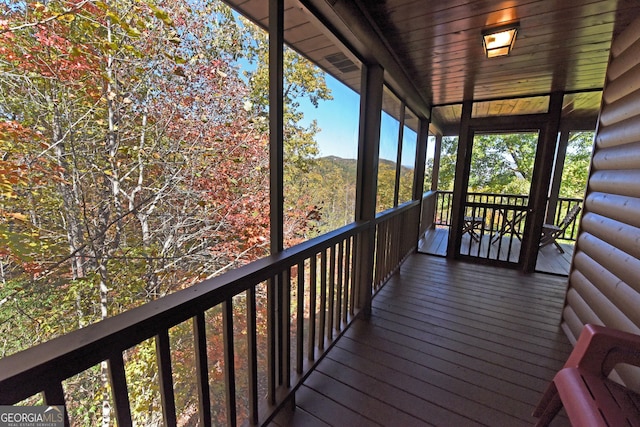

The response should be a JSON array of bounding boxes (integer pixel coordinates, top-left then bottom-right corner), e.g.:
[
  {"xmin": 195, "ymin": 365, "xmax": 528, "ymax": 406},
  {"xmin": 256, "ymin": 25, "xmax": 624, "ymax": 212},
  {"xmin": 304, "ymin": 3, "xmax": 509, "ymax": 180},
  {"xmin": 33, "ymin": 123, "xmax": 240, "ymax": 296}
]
[
  {"xmin": 271, "ymin": 254, "xmax": 572, "ymax": 426},
  {"xmin": 418, "ymin": 226, "xmax": 574, "ymax": 276}
]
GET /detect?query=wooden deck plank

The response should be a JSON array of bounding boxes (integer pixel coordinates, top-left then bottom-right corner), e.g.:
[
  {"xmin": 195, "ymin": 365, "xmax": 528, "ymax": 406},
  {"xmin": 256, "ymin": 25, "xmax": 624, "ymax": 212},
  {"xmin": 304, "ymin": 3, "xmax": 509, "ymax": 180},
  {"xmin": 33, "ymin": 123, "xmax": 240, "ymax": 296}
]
[
  {"xmin": 288, "ymin": 381, "xmax": 375, "ymax": 426},
  {"xmin": 269, "ymin": 401, "xmax": 329, "ymax": 427},
  {"xmin": 338, "ymin": 331, "xmax": 543, "ymax": 413},
  {"xmin": 373, "ymin": 289, "xmax": 572, "ymax": 355},
  {"xmin": 302, "ymin": 370, "xmax": 430, "ymax": 426},
  {"xmin": 314, "ymin": 358, "xmax": 481, "ymax": 426},
  {"xmin": 366, "ymin": 308, "xmax": 559, "ymax": 382},
  {"xmin": 372, "ymin": 293, "xmax": 570, "ymax": 363},
  {"xmin": 384, "ymin": 269, "xmax": 567, "ymax": 323},
  {"xmin": 280, "ymin": 254, "xmax": 572, "ymax": 426},
  {"xmin": 388, "ymin": 272, "xmax": 568, "ymax": 322},
  {"xmin": 327, "ymin": 344, "xmax": 531, "ymax": 426}
]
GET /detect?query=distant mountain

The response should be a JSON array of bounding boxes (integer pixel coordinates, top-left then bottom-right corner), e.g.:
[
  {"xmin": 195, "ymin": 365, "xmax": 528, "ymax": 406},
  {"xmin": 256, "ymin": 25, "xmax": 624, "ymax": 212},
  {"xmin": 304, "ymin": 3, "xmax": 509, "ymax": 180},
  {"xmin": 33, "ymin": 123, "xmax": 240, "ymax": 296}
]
[{"xmin": 314, "ymin": 155, "xmax": 412, "ymax": 174}]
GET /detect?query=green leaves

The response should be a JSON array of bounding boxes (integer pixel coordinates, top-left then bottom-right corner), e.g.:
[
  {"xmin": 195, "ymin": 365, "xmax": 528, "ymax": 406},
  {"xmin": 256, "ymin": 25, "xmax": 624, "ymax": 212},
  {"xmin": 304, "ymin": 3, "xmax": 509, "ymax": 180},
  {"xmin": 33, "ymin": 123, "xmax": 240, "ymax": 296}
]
[{"xmin": 149, "ymin": 4, "xmax": 174, "ymax": 27}]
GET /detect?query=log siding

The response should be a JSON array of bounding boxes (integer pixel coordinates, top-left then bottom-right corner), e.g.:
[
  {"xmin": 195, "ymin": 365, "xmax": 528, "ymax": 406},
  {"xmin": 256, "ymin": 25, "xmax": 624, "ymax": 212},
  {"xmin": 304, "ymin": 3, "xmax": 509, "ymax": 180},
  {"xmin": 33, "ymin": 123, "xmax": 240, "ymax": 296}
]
[{"xmin": 563, "ymin": 14, "xmax": 640, "ymax": 392}]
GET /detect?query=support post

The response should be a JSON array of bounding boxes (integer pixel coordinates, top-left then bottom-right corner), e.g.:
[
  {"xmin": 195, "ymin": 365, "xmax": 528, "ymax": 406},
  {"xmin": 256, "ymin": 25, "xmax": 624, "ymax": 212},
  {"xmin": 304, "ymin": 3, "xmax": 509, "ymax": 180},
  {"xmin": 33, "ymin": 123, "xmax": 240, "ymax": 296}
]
[
  {"xmin": 354, "ymin": 63, "xmax": 384, "ymax": 318},
  {"xmin": 269, "ymin": 0, "xmax": 284, "ymax": 255},
  {"xmin": 267, "ymin": 0, "xmax": 284, "ymax": 406}
]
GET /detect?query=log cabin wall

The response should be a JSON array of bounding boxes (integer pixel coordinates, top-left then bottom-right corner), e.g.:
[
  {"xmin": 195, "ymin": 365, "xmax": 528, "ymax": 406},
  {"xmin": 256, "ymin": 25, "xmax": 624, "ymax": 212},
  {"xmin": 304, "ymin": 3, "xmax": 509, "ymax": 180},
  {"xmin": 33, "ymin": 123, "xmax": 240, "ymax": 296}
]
[{"xmin": 562, "ymin": 15, "xmax": 640, "ymax": 392}]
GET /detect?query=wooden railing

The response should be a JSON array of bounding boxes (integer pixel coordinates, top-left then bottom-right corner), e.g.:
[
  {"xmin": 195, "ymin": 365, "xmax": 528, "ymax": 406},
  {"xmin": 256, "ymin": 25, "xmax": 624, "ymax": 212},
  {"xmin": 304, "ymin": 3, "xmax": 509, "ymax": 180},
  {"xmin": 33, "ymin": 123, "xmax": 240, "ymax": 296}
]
[
  {"xmin": 374, "ymin": 200, "xmax": 421, "ymax": 292},
  {"xmin": 434, "ymin": 190, "xmax": 454, "ymax": 227},
  {"xmin": 0, "ymin": 202, "xmax": 421, "ymax": 426},
  {"xmin": 419, "ymin": 190, "xmax": 437, "ymax": 236},
  {"xmin": 434, "ymin": 191, "xmax": 582, "ymax": 242}
]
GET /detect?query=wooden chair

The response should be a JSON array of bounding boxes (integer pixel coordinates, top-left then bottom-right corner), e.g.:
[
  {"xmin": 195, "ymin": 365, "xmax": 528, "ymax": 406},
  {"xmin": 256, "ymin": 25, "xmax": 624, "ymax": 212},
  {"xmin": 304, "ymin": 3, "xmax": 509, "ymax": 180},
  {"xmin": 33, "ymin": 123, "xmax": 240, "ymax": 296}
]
[
  {"xmin": 539, "ymin": 205, "xmax": 581, "ymax": 253},
  {"xmin": 462, "ymin": 215, "xmax": 483, "ymax": 242},
  {"xmin": 533, "ymin": 324, "xmax": 640, "ymax": 427}
]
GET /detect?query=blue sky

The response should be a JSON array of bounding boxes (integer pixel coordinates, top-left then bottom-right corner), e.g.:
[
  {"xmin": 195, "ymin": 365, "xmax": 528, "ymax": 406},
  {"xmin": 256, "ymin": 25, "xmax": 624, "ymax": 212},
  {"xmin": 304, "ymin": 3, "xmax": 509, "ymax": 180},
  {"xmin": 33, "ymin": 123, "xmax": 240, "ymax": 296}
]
[
  {"xmin": 300, "ymin": 74, "xmax": 360, "ymax": 160},
  {"xmin": 299, "ymin": 73, "xmax": 427, "ymax": 167}
]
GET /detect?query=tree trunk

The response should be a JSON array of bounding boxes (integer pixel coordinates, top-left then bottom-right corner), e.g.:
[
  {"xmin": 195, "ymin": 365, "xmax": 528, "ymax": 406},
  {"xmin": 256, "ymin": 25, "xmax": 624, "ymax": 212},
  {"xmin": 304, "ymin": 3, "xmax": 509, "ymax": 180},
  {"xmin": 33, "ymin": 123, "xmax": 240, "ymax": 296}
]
[{"xmin": 51, "ymin": 102, "xmax": 86, "ymax": 279}]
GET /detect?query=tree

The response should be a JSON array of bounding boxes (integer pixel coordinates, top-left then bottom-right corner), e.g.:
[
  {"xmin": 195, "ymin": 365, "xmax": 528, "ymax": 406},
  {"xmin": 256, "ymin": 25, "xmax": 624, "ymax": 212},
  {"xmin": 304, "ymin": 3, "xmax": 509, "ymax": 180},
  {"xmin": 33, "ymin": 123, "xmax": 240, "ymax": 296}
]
[
  {"xmin": 434, "ymin": 132, "xmax": 592, "ymax": 198},
  {"xmin": 242, "ymin": 30, "xmax": 333, "ymax": 246},
  {"xmin": 1, "ymin": 0, "xmax": 334, "ymax": 424},
  {"xmin": 560, "ymin": 131, "xmax": 593, "ymax": 198},
  {"xmin": 435, "ymin": 136, "xmax": 458, "ymax": 191}
]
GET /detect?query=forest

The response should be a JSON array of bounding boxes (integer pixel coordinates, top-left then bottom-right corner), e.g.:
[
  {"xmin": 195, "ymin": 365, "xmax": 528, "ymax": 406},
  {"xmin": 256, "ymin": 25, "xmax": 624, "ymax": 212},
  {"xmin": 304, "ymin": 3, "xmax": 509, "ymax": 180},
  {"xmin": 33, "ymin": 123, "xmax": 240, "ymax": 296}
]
[
  {"xmin": 433, "ymin": 132, "xmax": 592, "ymax": 197},
  {"xmin": 0, "ymin": 0, "xmax": 411, "ymax": 423}
]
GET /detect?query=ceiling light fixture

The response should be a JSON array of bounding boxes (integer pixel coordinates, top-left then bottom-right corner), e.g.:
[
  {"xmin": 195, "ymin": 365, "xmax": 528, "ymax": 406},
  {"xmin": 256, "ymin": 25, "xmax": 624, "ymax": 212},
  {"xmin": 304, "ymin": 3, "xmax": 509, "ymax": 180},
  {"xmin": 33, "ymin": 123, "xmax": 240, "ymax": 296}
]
[{"xmin": 482, "ymin": 23, "xmax": 519, "ymax": 58}]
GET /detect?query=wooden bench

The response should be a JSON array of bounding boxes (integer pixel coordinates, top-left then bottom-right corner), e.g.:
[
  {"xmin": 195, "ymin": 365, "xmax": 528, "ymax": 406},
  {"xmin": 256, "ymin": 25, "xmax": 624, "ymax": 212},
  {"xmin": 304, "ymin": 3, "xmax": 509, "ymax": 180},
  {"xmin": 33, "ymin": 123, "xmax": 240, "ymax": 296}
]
[{"xmin": 533, "ymin": 324, "xmax": 640, "ymax": 426}]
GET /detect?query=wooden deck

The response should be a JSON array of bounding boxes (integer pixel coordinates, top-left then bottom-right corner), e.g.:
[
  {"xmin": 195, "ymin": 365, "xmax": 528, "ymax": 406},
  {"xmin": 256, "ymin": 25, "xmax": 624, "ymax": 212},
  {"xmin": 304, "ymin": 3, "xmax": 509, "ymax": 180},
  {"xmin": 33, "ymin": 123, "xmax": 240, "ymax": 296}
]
[
  {"xmin": 272, "ymin": 254, "xmax": 573, "ymax": 427},
  {"xmin": 418, "ymin": 226, "xmax": 574, "ymax": 276}
]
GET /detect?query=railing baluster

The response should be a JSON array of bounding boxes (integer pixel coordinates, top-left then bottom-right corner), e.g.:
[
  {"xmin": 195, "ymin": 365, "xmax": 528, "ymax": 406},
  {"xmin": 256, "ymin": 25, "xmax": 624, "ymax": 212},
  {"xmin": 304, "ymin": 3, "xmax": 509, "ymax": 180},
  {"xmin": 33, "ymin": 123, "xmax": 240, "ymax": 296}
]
[
  {"xmin": 222, "ymin": 298, "xmax": 236, "ymax": 427},
  {"xmin": 246, "ymin": 288, "xmax": 258, "ymax": 425},
  {"xmin": 506, "ymin": 207, "xmax": 516, "ymax": 261},
  {"xmin": 43, "ymin": 383, "xmax": 69, "ymax": 427},
  {"xmin": 296, "ymin": 261, "xmax": 305, "ymax": 374},
  {"xmin": 108, "ymin": 354, "xmax": 132, "ymax": 427},
  {"xmin": 308, "ymin": 254, "xmax": 317, "ymax": 361},
  {"xmin": 267, "ymin": 276, "xmax": 276, "ymax": 405},
  {"xmin": 373, "ymin": 223, "xmax": 387, "ymax": 292},
  {"xmin": 327, "ymin": 245, "xmax": 335, "ymax": 340},
  {"xmin": 350, "ymin": 234, "xmax": 359, "ymax": 313},
  {"xmin": 555, "ymin": 199, "xmax": 564, "ymax": 224},
  {"xmin": 343, "ymin": 237, "xmax": 351, "ymax": 323},
  {"xmin": 336, "ymin": 241, "xmax": 344, "ymax": 332},
  {"xmin": 282, "ymin": 268, "xmax": 291, "ymax": 388},
  {"xmin": 156, "ymin": 329, "xmax": 177, "ymax": 427},
  {"xmin": 481, "ymin": 206, "xmax": 489, "ymax": 259},
  {"xmin": 487, "ymin": 207, "xmax": 497, "ymax": 259},
  {"xmin": 473, "ymin": 205, "xmax": 482, "ymax": 257},
  {"xmin": 193, "ymin": 313, "xmax": 212, "ymax": 427},
  {"xmin": 318, "ymin": 250, "xmax": 327, "ymax": 350}
]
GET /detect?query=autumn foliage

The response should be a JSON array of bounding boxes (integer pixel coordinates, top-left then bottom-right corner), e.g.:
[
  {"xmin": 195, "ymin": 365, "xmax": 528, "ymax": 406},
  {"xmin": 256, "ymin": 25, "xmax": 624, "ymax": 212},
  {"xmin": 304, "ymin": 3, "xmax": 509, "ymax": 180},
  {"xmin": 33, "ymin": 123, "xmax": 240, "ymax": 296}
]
[{"xmin": 0, "ymin": 0, "xmax": 334, "ymax": 424}]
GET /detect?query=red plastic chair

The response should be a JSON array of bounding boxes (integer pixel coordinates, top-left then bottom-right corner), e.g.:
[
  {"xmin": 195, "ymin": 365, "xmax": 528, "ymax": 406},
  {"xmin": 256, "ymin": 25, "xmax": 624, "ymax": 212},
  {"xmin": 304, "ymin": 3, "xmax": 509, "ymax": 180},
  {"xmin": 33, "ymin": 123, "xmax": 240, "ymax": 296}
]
[{"xmin": 533, "ymin": 324, "xmax": 640, "ymax": 426}]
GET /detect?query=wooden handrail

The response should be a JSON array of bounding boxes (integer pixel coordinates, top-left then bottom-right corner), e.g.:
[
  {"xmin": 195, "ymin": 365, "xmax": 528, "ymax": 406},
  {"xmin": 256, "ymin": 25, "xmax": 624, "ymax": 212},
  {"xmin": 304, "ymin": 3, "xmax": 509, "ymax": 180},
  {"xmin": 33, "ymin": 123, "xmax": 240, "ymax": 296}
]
[
  {"xmin": 0, "ymin": 220, "xmax": 368, "ymax": 402},
  {"xmin": 0, "ymin": 202, "xmax": 422, "ymax": 425}
]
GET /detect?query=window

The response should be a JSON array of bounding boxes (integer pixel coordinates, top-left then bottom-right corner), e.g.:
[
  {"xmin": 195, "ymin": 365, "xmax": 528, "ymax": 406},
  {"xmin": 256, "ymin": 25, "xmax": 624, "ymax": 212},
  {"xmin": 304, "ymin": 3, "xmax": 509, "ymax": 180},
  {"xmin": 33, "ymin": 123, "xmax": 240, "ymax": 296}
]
[
  {"xmin": 397, "ymin": 118, "xmax": 417, "ymax": 204},
  {"xmin": 377, "ymin": 86, "xmax": 402, "ymax": 212}
]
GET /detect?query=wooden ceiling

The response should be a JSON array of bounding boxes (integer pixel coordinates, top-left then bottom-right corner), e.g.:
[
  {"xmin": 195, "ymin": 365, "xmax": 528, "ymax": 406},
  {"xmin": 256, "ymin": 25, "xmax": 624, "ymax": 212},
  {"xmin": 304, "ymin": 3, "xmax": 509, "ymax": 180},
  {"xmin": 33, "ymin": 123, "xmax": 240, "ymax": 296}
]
[{"xmin": 227, "ymin": 0, "xmax": 640, "ymax": 134}]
